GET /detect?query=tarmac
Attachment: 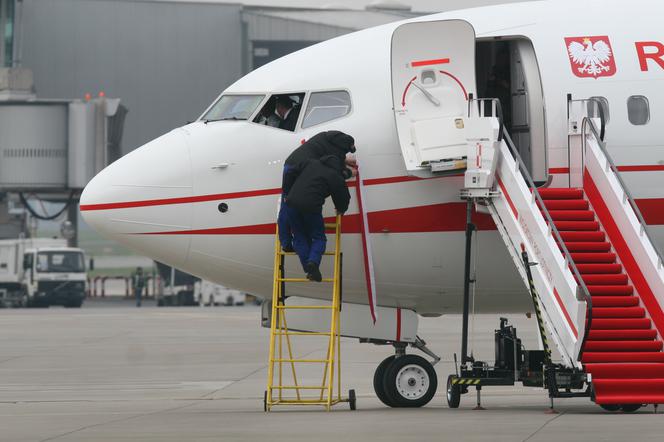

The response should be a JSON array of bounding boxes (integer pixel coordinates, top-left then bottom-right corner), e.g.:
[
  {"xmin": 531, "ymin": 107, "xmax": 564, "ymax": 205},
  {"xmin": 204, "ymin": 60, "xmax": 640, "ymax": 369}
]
[{"xmin": 1, "ymin": 298, "xmax": 662, "ymax": 442}]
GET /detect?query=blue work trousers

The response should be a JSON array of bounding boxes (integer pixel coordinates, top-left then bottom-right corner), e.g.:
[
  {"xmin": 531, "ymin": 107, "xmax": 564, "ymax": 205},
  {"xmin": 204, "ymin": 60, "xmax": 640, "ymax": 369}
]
[{"xmin": 283, "ymin": 204, "xmax": 327, "ymax": 271}]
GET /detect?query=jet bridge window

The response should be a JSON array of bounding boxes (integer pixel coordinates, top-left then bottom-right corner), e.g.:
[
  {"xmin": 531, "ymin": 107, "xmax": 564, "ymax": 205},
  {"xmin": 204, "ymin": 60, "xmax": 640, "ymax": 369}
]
[
  {"xmin": 202, "ymin": 95, "xmax": 265, "ymax": 122},
  {"xmin": 302, "ymin": 91, "xmax": 352, "ymax": 129},
  {"xmin": 627, "ymin": 95, "xmax": 650, "ymax": 126},
  {"xmin": 253, "ymin": 93, "xmax": 304, "ymax": 132}
]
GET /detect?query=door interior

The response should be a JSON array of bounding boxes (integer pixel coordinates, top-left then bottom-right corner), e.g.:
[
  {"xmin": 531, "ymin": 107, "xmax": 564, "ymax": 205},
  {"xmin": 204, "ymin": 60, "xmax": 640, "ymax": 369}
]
[{"xmin": 391, "ymin": 20, "xmax": 477, "ymax": 177}]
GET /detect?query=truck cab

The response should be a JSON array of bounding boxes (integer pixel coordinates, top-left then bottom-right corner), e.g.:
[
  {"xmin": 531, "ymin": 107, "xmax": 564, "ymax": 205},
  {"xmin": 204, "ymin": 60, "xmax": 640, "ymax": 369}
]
[{"xmin": 22, "ymin": 245, "xmax": 87, "ymax": 308}]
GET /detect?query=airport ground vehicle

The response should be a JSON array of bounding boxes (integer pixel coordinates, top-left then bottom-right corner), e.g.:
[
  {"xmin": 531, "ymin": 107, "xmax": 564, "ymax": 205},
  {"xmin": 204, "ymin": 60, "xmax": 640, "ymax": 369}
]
[
  {"xmin": 195, "ymin": 280, "xmax": 246, "ymax": 306},
  {"xmin": 0, "ymin": 238, "xmax": 87, "ymax": 308}
]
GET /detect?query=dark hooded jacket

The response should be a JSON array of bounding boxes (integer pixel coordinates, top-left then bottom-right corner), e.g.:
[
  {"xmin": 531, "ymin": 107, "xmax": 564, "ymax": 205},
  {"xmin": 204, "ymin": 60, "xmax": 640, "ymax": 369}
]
[
  {"xmin": 282, "ymin": 131, "xmax": 355, "ymax": 194},
  {"xmin": 285, "ymin": 155, "xmax": 351, "ymax": 215}
]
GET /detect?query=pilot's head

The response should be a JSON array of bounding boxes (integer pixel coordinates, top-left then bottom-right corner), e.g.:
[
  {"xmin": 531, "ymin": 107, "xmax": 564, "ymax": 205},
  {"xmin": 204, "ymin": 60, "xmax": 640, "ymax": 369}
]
[{"xmin": 275, "ymin": 96, "xmax": 294, "ymax": 118}]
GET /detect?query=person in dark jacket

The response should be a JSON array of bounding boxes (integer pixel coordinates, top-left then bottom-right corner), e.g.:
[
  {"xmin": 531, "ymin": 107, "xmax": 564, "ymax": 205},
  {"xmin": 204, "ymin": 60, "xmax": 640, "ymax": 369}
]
[
  {"xmin": 275, "ymin": 96, "xmax": 299, "ymax": 131},
  {"xmin": 283, "ymin": 155, "xmax": 351, "ymax": 281},
  {"xmin": 278, "ymin": 131, "xmax": 356, "ymax": 252}
]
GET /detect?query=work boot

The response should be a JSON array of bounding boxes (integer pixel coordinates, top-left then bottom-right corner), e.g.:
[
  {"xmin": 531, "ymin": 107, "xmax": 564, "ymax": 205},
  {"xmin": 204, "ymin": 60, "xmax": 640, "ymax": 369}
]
[
  {"xmin": 305, "ymin": 262, "xmax": 322, "ymax": 282},
  {"xmin": 282, "ymin": 244, "xmax": 295, "ymax": 253}
]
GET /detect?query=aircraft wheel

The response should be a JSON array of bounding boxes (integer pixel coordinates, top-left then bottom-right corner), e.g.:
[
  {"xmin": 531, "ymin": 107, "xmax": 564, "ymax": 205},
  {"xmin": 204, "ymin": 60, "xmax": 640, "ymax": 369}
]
[
  {"xmin": 383, "ymin": 354, "xmax": 437, "ymax": 408},
  {"xmin": 620, "ymin": 404, "xmax": 642, "ymax": 413},
  {"xmin": 447, "ymin": 375, "xmax": 461, "ymax": 408},
  {"xmin": 373, "ymin": 356, "xmax": 396, "ymax": 407},
  {"xmin": 599, "ymin": 404, "xmax": 621, "ymax": 412}
]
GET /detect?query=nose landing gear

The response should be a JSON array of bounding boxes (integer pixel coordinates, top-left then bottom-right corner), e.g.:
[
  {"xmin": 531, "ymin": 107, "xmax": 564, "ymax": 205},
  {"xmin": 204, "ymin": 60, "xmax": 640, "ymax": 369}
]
[{"xmin": 372, "ymin": 339, "xmax": 440, "ymax": 408}]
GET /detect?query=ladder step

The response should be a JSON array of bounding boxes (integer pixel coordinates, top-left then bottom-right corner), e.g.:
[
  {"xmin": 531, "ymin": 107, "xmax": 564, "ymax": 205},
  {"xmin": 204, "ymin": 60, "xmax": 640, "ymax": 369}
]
[
  {"xmin": 571, "ymin": 252, "xmax": 616, "ymax": 263},
  {"xmin": 591, "ymin": 318, "xmax": 652, "ymax": 330},
  {"xmin": 280, "ymin": 251, "xmax": 336, "ymax": 256},
  {"xmin": 277, "ymin": 278, "xmax": 335, "ymax": 283},
  {"xmin": 324, "ymin": 223, "xmax": 338, "ymax": 229},
  {"xmin": 271, "ymin": 359, "xmax": 330, "ymax": 363},
  {"xmin": 275, "ymin": 305, "xmax": 334, "ymax": 310},
  {"xmin": 582, "ymin": 352, "xmax": 664, "ymax": 363},
  {"xmin": 271, "ymin": 386, "xmax": 327, "ymax": 390},
  {"xmin": 274, "ymin": 331, "xmax": 332, "ymax": 336},
  {"xmin": 584, "ymin": 340, "xmax": 663, "ymax": 352}
]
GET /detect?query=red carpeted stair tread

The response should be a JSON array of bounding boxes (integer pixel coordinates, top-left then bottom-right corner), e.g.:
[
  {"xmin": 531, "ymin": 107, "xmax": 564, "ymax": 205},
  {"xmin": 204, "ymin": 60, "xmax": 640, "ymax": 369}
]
[
  {"xmin": 591, "ymin": 296, "xmax": 640, "ymax": 307},
  {"xmin": 582, "ymin": 352, "xmax": 664, "ymax": 363},
  {"xmin": 587, "ymin": 285, "xmax": 634, "ymax": 296},
  {"xmin": 591, "ymin": 318, "xmax": 652, "ymax": 329},
  {"xmin": 592, "ymin": 307, "xmax": 645, "ymax": 318},
  {"xmin": 554, "ymin": 221, "xmax": 600, "ymax": 231},
  {"xmin": 564, "ymin": 242, "xmax": 611, "ymax": 252},
  {"xmin": 585, "ymin": 363, "xmax": 664, "ymax": 378},
  {"xmin": 560, "ymin": 231, "xmax": 606, "ymax": 242},
  {"xmin": 571, "ymin": 253, "xmax": 616, "ymax": 263},
  {"xmin": 541, "ymin": 199, "xmax": 589, "ymax": 210},
  {"xmin": 588, "ymin": 329, "xmax": 658, "ymax": 340},
  {"xmin": 582, "ymin": 274, "xmax": 628, "ymax": 285},
  {"xmin": 584, "ymin": 340, "xmax": 663, "ymax": 352},
  {"xmin": 577, "ymin": 263, "xmax": 623, "ymax": 274},
  {"xmin": 591, "ymin": 379, "xmax": 664, "ymax": 397},
  {"xmin": 549, "ymin": 210, "xmax": 596, "ymax": 221},
  {"xmin": 538, "ymin": 188, "xmax": 584, "ymax": 199}
]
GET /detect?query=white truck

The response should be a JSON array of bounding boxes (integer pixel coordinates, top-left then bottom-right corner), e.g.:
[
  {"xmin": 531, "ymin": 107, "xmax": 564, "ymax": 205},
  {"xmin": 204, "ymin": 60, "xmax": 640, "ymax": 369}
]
[
  {"xmin": 0, "ymin": 238, "xmax": 87, "ymax": 308},
  {"xmin": 194, "ymin": 280, "xmax": 246, "ymax": 306}
]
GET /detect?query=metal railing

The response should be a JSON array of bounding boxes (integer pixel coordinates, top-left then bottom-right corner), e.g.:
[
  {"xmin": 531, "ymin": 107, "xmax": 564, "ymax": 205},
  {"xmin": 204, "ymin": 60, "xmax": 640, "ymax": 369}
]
[
  {"xmin": 581, "ymin": 116, "xmax": 664, "ymax": 270},
  {"xmin": 469, "ymin": 97, "xmax": 592, "ymax": 362}
]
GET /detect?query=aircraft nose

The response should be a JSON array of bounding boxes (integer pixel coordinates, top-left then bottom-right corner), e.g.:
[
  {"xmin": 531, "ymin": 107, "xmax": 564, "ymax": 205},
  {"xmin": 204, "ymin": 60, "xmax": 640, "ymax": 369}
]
[{"xmin": 80, "ymin": 128, "xmax": 193, "ymax": 268}]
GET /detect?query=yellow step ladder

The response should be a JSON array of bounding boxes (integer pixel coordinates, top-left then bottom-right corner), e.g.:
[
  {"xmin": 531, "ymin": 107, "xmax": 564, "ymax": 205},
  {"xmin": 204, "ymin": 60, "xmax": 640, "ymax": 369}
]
[{"xmin": 264, "ymin": 215, "xmax": 356, "ymax": 411}]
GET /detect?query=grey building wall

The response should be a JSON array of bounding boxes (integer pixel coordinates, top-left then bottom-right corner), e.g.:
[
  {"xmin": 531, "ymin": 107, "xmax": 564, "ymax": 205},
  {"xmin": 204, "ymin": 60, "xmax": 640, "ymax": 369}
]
[{"xmin": 20, "ymin": 0, "xmax": 243, "ymax": 153}]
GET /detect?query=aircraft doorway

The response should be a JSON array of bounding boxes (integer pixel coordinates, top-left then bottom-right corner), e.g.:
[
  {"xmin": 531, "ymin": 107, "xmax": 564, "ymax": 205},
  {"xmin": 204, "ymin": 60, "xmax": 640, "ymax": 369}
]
[{"xmin": 476, "ymin": 39, "xmax": 547, "ymax": 184}]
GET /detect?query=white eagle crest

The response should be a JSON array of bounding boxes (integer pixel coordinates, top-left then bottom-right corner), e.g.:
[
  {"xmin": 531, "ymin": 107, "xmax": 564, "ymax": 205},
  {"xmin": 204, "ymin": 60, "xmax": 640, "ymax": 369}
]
[{"xmin": 568, "ymin": 38, "xmax": 612, "ymax": 76}]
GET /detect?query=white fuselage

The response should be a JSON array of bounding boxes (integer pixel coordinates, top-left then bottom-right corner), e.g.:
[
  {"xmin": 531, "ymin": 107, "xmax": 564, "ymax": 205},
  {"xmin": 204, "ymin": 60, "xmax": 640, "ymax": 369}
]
[{"xmin": 81, "ymin": 0, "xmax": 664, "ymax": 316}]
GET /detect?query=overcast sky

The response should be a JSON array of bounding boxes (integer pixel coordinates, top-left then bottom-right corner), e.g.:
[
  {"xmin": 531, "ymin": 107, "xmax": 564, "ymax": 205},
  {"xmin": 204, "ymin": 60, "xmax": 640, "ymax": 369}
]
[{"xmin": 173, "ymin": 0, "xmax": 530, "ymax": 13}]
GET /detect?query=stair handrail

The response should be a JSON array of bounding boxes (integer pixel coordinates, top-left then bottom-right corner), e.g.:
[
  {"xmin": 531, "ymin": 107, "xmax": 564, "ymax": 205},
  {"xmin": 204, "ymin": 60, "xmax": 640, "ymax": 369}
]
[
  {"xmin": 500, "ymin": 127, "xmax": 593, "ymax": 362},
  {"xmin": 581, "ymin": 116, "xmax": 664, "ymax": 270},
  {"xmin": 469, "ymin": 97, "xmax": 593, "ymax": 362}
]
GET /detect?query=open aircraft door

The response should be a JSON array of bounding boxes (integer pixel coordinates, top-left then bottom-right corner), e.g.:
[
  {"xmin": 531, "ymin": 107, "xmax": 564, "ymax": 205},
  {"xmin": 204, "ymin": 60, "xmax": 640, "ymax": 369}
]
[{"xmin": 391, "ymin": 20, "xmax": 477, "ymax": 176}]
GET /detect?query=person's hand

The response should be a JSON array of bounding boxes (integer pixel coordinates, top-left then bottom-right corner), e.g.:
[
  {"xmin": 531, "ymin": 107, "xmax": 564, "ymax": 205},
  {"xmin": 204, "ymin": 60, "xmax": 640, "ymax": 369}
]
[
  {"xmin": 350, "ymin": 166, "xmax": 358, "ymax": 178},
  {"xmin": 336, "ymin": 210, "xmax": 345, "ymax": 216},
  {"xmin": 345, "ymin": 155, "xmax": 357, "ymax": 167}
]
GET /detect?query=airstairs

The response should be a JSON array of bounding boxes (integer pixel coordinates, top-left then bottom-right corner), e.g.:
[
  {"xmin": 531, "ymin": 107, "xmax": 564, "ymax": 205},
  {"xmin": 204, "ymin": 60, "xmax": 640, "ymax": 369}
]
[{"xmin": 454, "ymin": 97, "xmax": 664, "ymax": 409}]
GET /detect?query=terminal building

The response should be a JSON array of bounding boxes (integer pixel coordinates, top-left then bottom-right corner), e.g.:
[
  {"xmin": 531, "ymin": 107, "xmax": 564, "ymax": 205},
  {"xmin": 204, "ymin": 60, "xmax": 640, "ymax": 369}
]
[{"xmin": 2, "ymin": 0, "xmax": 423, "ymax": 155}]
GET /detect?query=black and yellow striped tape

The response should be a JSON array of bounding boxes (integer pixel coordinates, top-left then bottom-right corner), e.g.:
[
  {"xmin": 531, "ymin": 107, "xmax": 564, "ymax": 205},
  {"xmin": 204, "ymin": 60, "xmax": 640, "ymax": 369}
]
[{"xmin": 451, "ymin": 378, "xmax": 482, "ymax": 385}]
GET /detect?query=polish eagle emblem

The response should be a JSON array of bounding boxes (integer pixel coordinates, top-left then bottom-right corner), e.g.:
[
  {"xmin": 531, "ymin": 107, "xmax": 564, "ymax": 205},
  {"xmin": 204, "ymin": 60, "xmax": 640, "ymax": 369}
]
[{"xmin": 564, "ymin": 36, "xmax": 616, "ymax": 78}]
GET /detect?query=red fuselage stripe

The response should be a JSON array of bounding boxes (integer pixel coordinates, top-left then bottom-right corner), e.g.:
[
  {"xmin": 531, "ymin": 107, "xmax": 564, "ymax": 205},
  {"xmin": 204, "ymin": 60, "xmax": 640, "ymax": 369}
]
[{"xmin": 584, "ymin": 171, "xmax": 664, "ymax": 335}]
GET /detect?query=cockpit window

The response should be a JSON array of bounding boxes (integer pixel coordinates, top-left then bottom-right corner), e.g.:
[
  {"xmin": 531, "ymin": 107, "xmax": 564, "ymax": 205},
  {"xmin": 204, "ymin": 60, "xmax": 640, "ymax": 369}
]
[
  {"xmin": 202, "ymin": 95, "xmax": 265, "ymax": 122},
  {"xmin": 302, "ymin": 91, "xmax": 352, "ymax": 129},
  {"xmin": 253, "ymin": 93, "xmax": 305, "ymax": 132}
]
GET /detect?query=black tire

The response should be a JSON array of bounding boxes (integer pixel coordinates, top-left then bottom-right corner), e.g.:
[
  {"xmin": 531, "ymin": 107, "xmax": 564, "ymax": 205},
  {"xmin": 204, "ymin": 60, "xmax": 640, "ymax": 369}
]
[
  {"xmin": 383, "ymin": 354, "xmax": 438, "ymax": 408},
  {"xmin": 447, "ymin": 375, "xmax": 461, "ymax": 408},
  {"xmin": 349, "ymin": 389, "xmax": 357, "ymax": 410},
  {"xmin": 620, "ymin": 404, "xmax": 642, "ymax": 413},
  {"xmin": 373, "ymin": 356, "xmax": 396, "ymax": 407},
  {"xmin": 599, "ymin": 404, "xmax": 621, "ymax": 412}
]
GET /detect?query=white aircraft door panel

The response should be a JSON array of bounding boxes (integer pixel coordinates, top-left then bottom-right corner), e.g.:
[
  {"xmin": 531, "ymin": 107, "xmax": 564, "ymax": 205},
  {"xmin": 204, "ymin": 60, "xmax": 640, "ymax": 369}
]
[{"xmin": 391, "ymin": 20, "xmax": 477, "ymax": 176}]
